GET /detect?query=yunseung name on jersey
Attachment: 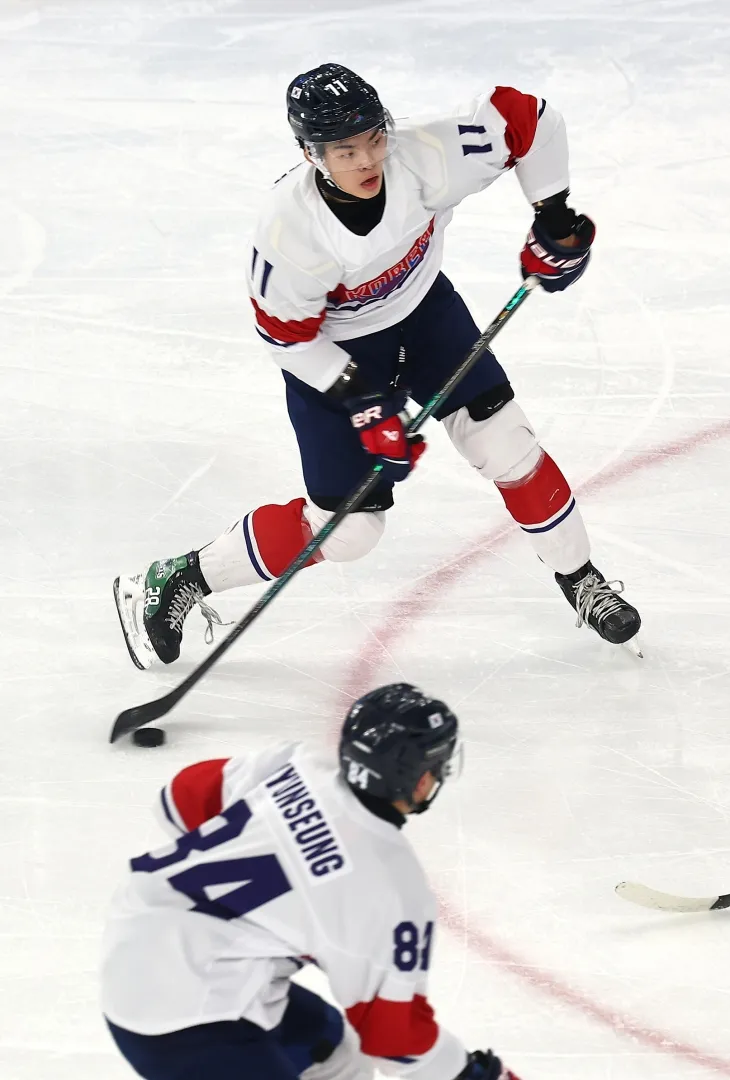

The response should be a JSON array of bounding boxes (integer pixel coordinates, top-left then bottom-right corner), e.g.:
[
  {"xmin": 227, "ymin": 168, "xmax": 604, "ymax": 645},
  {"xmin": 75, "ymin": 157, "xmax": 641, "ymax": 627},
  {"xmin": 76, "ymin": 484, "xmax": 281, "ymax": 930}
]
[{"xmin": 101, "ymin": 744, "xmax": 467, "ymax": 1080}]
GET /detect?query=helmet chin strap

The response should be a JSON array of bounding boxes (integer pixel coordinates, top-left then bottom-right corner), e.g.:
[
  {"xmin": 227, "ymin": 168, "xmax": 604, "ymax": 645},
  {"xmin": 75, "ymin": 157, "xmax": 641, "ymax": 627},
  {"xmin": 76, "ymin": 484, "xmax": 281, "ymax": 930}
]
[
  {"xmin": 314, "ymin": 167, "xmax": 364, "ymax": 204},
  {"xmin": 319, "ymin": 170, "xmax": 341, "ymax": 190},
  {"xmin": 314, "ymin": 159, "xmax": 334, "ymax": 183},
  {"xmin": 304, "ymin": 147, "xmax": 353, "ymax": 199},
  {"xmin": 409, "ymin": 778, "xmax": 444, "ymax": 815}
]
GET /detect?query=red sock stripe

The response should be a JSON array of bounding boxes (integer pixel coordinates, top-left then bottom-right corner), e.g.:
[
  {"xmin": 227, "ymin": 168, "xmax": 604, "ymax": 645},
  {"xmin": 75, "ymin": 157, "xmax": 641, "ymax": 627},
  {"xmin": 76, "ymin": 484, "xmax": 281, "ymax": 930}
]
[
  {"xmin": 250, "ymin": 498, "xmax": 322, "ymax": 579},
  {"xmin": 495, "ymin": 451, "xmax": 572, "ymax": 526}
]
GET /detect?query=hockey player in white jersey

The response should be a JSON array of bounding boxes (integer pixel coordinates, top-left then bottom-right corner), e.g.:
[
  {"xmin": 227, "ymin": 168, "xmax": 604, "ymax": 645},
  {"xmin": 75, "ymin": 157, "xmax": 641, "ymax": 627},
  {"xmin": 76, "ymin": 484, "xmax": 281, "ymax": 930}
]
[
  {"xmin": 114, "ymin": 63, "xmax": 640, "ymax": 669},
  {"xmin": 101, "ymin": 683, "xmax": 522, "ymax": 1080}
]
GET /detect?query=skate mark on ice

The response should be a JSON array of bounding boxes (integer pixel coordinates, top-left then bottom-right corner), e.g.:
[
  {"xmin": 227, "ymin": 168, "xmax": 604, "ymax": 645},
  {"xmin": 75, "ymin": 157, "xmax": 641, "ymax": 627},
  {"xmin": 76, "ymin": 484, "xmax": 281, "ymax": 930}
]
[
  {"xmin": 147, "ymin": 454, "xmax": 218, "ymax": 522},
  {"xmin": 600, "ymin": 746, "xmax": 730, "ymax": 823},
  {"xmin": 438, "ymin": 899, "xmax": 730, "ymax": 1077},
  {"xmin": 0, "ymin": 303, "xmax": 248, "ymax": 347},
  {"xmin": 0, "ymin": 200, "xmax": 46, "ymax": 299},
  {"xmin": 584, "ymin": 279, "xmax": 676, "ymax": 477}
]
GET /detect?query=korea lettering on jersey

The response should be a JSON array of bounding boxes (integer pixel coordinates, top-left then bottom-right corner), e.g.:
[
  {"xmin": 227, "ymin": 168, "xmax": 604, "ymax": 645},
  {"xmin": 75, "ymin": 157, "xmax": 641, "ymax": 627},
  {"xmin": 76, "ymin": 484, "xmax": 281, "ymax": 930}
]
[
  {"xmin": 247, "ymin": 86, "xmax": 569, "ymax": 393},
  {"xmin": 100, "ymin": 744, "xmax": 468, "ymax": 1080}
]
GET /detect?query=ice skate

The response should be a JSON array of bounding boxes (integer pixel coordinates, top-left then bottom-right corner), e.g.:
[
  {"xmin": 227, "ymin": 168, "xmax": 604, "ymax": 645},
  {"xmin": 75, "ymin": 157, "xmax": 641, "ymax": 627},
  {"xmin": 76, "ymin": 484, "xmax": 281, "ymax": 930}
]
[
  {"xmin": 113, "ymin": 552, "xmax": 224, "ymax": 670},
  {"xmin": 555, "ymin": 561, "xmax": 641, "ymax": 651}
]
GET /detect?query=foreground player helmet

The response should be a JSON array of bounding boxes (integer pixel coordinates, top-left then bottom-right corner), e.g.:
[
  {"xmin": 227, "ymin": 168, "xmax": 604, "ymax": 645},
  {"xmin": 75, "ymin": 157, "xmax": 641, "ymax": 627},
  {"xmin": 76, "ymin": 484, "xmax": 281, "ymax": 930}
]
[
  {"xmin": 287, "ymin": 63, "xmax": 386, "ymax": 145},
  {"xmin": 339, "ymin": 683, "xmax": 460, "ymax": 814}
]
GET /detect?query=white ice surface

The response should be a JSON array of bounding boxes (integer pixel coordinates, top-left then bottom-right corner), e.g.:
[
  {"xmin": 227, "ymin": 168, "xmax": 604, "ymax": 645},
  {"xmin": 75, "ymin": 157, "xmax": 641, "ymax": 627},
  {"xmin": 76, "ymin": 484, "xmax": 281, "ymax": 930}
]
[{"xmin": 2, "ymin": 1, "xmax": 730, "ymax": 1077}]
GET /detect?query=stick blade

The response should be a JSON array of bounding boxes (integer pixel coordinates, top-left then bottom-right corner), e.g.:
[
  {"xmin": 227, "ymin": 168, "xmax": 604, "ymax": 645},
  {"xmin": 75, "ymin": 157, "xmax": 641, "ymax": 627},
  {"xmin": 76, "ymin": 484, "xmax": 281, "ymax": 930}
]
[
  {"xmin": 110, "ymin": 692, "xmax": 177, "ymax": 743},
  {"xmin": 615, "ymin": 880, "xmax": 721, "ymax": 913}
]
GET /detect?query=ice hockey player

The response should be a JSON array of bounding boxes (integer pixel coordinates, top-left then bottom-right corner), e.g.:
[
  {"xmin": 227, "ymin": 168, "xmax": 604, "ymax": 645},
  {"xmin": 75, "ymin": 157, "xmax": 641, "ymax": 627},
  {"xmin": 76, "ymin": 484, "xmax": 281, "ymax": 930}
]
[
  {"xmin": 114, "ymin": 63, "xmax": 641, "ymax": 670},
  {"xmin": 101, "ymin": 683, "xmax": 522, "ymax": 1080}
]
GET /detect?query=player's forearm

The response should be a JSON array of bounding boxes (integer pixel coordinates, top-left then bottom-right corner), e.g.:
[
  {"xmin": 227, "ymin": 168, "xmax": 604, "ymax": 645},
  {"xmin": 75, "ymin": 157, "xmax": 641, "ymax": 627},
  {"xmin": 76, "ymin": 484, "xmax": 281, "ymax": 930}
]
[
  {"xmin": 513, "ymin": 100, "xmax": 569, "ymax": 204},
  {"xmin": 326, "ymin": 358, "xmax": 370, "ymax": 400},
  {"xmin": 532, "ymin": 188, "xmax": 581, "ymax": 246}
]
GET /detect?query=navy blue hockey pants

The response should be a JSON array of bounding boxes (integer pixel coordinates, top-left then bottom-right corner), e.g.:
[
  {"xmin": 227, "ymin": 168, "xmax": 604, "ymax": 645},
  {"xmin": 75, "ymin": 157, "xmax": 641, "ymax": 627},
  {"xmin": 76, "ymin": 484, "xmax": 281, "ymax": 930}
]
[
  {"xmin": 106, "ymin": 983, "xmax": 343, "ymax": 1079},
  {"xmin": 284, "ymin": 271, "xmax": 509, "ymax": 511}
]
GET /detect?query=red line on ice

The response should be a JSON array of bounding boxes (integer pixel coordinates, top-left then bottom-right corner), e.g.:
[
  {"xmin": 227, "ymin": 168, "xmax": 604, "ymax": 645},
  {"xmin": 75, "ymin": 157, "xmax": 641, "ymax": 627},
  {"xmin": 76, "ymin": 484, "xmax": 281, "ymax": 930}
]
[{"xmin": 337, "ymin": 415, "xmax": 730, "ymax": 1075}]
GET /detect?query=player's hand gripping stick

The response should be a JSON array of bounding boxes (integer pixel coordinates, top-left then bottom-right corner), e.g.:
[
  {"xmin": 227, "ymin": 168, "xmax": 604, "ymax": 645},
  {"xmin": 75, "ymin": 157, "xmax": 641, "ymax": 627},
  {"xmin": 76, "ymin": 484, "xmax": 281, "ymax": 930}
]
[
  {"xmin": 520, "ymin": 212, "xmax": 594, "ymax": 292},
  {"xmin": 110, "ymin": 276, "xmax": 539, "ymax": 742},
  {"xmin": 346, "ymin": 388, "xmax": 426, "ymax": 482}
]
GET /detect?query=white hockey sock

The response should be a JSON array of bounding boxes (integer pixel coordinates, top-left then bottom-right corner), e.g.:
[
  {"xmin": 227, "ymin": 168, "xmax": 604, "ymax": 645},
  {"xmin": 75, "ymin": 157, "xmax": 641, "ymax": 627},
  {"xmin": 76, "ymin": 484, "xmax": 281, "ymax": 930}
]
[
  {"xmin": 199, "ymin": 497, "xmax": 319, "ymax": 592},
  {"xmin": 495, "ymin": 450, "xmax": 590, "ymax": 575},
  {"xmin": 444, "ymin": 402, "xmax": 590, "ymax": 575}
]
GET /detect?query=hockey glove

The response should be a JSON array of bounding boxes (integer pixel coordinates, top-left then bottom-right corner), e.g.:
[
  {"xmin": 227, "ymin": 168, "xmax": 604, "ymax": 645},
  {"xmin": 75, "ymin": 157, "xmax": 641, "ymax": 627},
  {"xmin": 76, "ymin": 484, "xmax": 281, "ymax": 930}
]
[
  {"xmin": 457, "ymin": 1050, "xmax": 521, "ymax": 1080},
  {"xmin": 521, "ymin": 209, "xmax": 595, "ymax": 293},
  {"xmin": 346, "ymin": 389, "xmax": 426, "ymax": 483}
]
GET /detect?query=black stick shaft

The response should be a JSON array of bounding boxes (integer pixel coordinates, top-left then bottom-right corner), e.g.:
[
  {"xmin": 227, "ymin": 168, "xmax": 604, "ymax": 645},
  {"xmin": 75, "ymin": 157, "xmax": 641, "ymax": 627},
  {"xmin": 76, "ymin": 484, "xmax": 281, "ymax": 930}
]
[{"xmin": 110, "ymin": 276, "xmax": 538, "ymax": 741}]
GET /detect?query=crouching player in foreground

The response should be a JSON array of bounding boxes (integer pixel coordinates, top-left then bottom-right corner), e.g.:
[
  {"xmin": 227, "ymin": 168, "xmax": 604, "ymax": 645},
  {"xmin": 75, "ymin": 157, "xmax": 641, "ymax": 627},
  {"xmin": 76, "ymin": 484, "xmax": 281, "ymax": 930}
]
[{"xmin": 101, "ymin": 684, "xmax": 521, "ymax": 1080}]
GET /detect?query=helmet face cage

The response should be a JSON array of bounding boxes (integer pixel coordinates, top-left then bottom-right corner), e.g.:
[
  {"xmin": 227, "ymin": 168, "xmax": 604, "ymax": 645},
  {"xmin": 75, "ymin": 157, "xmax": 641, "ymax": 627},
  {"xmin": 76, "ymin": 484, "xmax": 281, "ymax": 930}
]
[
  {"xmin": 410, "ymin": 737, "xmax": 464, "ymax": 814},
  {"xmin": 304, "ymin": 112, "xmax": 396, "ymax": 179}
]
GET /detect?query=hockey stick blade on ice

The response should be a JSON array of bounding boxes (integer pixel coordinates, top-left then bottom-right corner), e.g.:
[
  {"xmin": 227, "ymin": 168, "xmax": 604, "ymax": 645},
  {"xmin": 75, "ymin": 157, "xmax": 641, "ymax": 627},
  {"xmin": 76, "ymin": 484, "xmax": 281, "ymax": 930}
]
[
  {"xmin": 615, "ymin": 881, "xmax": 730, "ymax": 913},
  {"xmin": 110, "ymin": 276, "xmax": 539, "ymax": 742}
]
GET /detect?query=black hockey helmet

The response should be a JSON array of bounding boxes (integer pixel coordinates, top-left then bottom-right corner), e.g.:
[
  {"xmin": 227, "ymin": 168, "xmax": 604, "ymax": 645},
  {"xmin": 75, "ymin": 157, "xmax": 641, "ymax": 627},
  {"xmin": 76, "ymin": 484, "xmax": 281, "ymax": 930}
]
[
  {"xmin": 339, "ymin": 683, "xmax": 460, "ymax": 814},
  {"xmin": 286, "ymin": 63, "xmax": 387, "ymax": 147}
]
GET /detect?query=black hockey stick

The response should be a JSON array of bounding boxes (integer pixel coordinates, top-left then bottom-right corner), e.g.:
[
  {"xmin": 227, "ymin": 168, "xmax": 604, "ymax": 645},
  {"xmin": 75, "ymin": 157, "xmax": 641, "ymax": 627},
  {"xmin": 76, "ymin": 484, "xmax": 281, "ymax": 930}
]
[
  {"xmin": 110, "ymin": 276, "xmax": 539, "ymax": 742},
  {"xmin": 615, "ymin": 881, "xmax": 730, "ymax": 913}
]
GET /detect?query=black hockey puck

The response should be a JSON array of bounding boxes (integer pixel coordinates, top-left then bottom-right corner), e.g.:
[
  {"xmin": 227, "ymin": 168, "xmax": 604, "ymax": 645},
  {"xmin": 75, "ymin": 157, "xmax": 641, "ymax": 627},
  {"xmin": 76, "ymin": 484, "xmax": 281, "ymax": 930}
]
[{"xmin": 132, "ymin": 726, "xmax": 166, "ymax": 748}]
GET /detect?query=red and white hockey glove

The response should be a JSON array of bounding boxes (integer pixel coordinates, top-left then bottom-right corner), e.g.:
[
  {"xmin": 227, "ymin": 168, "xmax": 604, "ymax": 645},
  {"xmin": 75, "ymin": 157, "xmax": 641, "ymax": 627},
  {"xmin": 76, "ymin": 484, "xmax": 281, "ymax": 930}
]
[
  {"xmin": 346, "ymin": 389, "xmax": 426, "ymax": 483},
  {"xmin": 521, "ymin": 211, "xmax": 595, "ymax": 293}
]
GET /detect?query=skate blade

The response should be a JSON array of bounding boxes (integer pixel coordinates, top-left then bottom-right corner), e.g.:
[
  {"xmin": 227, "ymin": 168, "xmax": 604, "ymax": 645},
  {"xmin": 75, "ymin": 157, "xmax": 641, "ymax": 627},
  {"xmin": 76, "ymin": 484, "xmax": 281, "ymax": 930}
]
[
  {"xmin": 113, "ymin": 574, "xmax": 157, "ymax": 671},
  {"xmin": 622, "ymin": 635, "xmax": 643, "ymax": 659}
]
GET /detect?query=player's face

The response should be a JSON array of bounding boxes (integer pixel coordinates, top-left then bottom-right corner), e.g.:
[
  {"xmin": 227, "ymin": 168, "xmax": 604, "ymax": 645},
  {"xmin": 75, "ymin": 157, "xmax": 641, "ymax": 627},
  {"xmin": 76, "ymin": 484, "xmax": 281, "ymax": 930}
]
[{"xmin": 323, "ymin": 127, "xmax": 387, "ymax": 198}]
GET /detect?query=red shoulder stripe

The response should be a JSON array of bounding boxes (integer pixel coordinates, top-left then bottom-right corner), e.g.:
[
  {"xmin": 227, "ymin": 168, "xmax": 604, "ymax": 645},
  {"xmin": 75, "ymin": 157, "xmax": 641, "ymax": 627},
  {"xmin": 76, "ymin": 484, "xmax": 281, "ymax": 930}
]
[
  {"xmin": 490, "ymin": 86, "xmax": 539, "ymax": 164},
  {"xmin": 250, "ymin": 297, "xmax": 325, "ymax": 345},
  {"xmin": 346, "ymin": 994, "xmax": 438, "ymax": 1058},
  {"xmin": 168, "ymin": 759, "xmax": 230, "ymax": 831}
]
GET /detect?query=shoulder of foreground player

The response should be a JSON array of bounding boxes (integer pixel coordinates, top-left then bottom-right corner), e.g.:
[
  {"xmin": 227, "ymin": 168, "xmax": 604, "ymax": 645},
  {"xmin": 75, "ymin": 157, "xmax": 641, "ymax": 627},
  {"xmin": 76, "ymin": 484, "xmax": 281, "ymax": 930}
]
[
  {"xmin": 156, "ymin": 742, "xmax": 302, "ymax": 835},
  {"xmin": 224, "ymin": 741, "xmax": 305, "ymax": 798},
  {"xmin": 156, "ymin": 757, "xmax": 231, "ymax": 834}
]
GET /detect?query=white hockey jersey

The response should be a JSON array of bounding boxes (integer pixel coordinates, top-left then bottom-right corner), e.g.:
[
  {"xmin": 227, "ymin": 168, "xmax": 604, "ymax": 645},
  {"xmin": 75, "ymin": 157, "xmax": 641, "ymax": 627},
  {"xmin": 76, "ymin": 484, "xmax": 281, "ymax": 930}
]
[
  {"xmin": 248, "ymin": 86, "xmax": 569, "ymax": 393},
  {"xmin": 100, "ymin": 743, "xmax": 468, "ymax": 1080}
]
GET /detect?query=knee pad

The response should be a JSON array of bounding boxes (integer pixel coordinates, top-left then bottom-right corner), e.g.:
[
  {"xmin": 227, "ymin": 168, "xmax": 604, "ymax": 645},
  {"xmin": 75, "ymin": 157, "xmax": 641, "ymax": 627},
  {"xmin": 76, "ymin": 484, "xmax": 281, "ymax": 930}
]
[
  {"xmin": 442, "ymin": 399, "xmax": 541, "ymax": 482},
  {"xmin": 304, "ymin": 503, "xmax": 386, "ymax": 563},
  {"xmin": 466, "ymin": 380, "xmax": 515, "ymax": 421}
]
